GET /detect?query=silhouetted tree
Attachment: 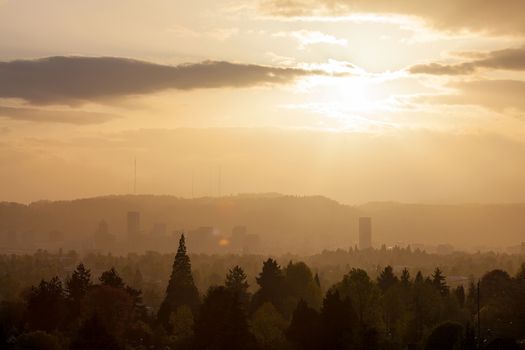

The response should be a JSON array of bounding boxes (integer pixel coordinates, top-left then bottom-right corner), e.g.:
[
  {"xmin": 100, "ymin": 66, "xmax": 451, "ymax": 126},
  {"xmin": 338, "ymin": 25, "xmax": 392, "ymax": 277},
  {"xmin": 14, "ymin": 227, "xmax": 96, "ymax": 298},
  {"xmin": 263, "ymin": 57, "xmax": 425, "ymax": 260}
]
[
  {"xmin": 431, "ymin": 268, "xmax": 449, "ymax": 296},
  {"xmin": 251, "ymin": 303, "xmax": 288, "ymax": 350},
  {"xmin": 320, "ymin": 290, "xmax": 355, "ymax": 350},
  {"xmin": 225, "ymin": 265, "xmax": 250, "ymax": 306},
  {"xmin": 400, "ymin": 268, "xmax": 411, "ymax": 288},
  {"xmin": 158, "ymin": 234, "xmax": 200, "ymax": 330},
  {"xmin": 454, "ymin": 285, "xmax": 465, "ymax": 308},
  {"xmin": 26, "ymin": 277, "xmax": 66, "ymax": 331},
  {"xmin": 252, "ymin": 259, "xmax": 285, "ymax": 313},
  {"xmin": 66, "ymin": 263, "xmax": 92, "ymax": 323},
  {"xmin": 193, "ymin": 286, "xmax": 257, "ymax": 350},
  {"xmin": 425, "ymin": 321, "xmax": 463, "ymax": 350},
  {"xmin": 15, "ymin": 331, "xmax": 61, "ymax": 350},
  {"xmin": 284, "ymin": 261, "xmax": 322, "ymax": 311},
  {"xmin": 377, "ymin": 265, "xmax": 398, "ymax": 292},
  {"xmin": 70, "ymin": 315, "xmax": 121, "ymax": 350},
  {"xmin": 286, "ymin": 300, "xmax": 321, "ymax": 350},
  {"xmin": 100, "ymin": 267, "xmax": 125, "ymax": 289}
]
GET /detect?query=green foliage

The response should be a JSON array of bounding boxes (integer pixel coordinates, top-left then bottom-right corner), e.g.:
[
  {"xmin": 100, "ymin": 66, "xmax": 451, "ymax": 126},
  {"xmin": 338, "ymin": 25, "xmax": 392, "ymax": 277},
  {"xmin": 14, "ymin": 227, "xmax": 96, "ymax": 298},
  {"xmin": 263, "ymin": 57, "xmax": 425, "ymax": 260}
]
[
  {"xmin": 251, "ymin": 302, "xmax": 289, "ymax": 350},
  {"xmin": 225, "ymin": 265, "xmax": 250, "ymax": 306},
  {"xmin": 70, "ymin": 315, "xmax": 121, "ymax": 350},
  {"xmin": 286, "ymin": 300, "xmax": 321, "ymax": 350},
  {"xmin": 252, "ymin": 258, "xmax": 286, "ymax": 314},
  {"xmin": 377, "ymin": 265, "xmax": 399, "ymax": 292},
  {"xmin": 193, "ymin": 286, "xmax": 258, "ymax": 350}
]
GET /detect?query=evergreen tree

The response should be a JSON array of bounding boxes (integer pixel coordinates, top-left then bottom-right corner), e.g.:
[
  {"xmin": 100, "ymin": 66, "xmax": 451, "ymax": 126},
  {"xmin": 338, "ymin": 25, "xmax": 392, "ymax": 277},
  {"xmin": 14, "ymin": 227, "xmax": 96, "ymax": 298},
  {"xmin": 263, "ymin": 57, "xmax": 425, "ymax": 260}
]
[
  {"xmin": 431, "ymin": 268, "xmax": 449, "ymax": 296},
  {"xmin": 66, "ymin": 263, "xmax": 92, "ymax": 322},
  {"xmin": 286, "ymin": 300, "xmax": 321, "ymax": 350},
  {"xmin": 70, "ymin": 315, "xmax": 122, "ymax": 350},
  {"xmin": 193, "ymin": 286, "xmax": 257, "ymax": 350},
  {"xmin": 26, "ymin": 277, "xmax": 66, "ymax": 332},
  {"xmin": 225, "ymin": 265, "xmax": 250, "ymax": 306},
  {"xmin": 377, "ymin": 265, "xmax": 399, "ymax": 292},
  {"xmin": 454, "ymin": 285, "xmax": 466, "ymax": 308},
  {"xmin": 400, "ymin": 268, "xmax": 411, "ymax": 288},
  {"xmin": 251, "ymin": 259, "xmax": 285, "ymax": 313},
  {"xmin": 100, "ymin": 268, "xmax": 125, "ymax": 289},
  {"xmin": 320, "ymin": 290, "xmax": 355, "ymax": 350},
  {"xmin": 158, "ymin": 234, "xmax": 200, "ymax": 330},
  {"xmin": 414, "ymin": 271, "xmax": 424, "ymax": 284}
]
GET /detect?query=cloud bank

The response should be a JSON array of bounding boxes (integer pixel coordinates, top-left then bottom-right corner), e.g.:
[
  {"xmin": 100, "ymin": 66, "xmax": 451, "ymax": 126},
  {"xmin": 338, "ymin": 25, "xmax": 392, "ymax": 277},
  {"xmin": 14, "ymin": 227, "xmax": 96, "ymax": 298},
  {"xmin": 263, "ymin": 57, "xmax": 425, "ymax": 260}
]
[
  {"xmin": 260, "ymin": 0, "xmax": 525, "ymax": 35},
  {"xmin": 0, "ymin": 105, "xmax": 119, "ymax": 124},
  {"xmin": 410, "ymin": 46, "xmax": 525, "ymax": 75},
  {"xmin": 0, "ymin": 56, "xmax": 326, "ymax": 105}
]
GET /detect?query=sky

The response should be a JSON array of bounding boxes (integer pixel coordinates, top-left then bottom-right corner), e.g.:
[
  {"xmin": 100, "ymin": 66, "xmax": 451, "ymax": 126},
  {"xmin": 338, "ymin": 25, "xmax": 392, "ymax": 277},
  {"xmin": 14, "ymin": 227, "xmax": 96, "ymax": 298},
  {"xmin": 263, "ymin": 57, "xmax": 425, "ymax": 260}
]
[{"xmin": 1, "ymin": 0, "xmax": 525, "ymax": 204}]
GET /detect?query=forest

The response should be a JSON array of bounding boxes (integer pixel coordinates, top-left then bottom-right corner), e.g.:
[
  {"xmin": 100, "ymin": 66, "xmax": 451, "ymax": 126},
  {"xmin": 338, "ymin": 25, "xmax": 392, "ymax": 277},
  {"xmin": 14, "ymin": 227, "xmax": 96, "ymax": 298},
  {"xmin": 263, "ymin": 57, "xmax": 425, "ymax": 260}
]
[{"xmin": 1, "ymin": 234, "xmax": 524, "ymax": 349}]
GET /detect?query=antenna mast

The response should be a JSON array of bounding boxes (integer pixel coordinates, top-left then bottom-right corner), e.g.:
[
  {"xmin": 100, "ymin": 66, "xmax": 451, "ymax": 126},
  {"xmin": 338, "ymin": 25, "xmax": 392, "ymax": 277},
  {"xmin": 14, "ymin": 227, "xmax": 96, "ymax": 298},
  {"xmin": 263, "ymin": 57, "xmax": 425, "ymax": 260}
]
[{"xmin": 134, "ymin": 157, "xmax": 137, "ymax": 194}]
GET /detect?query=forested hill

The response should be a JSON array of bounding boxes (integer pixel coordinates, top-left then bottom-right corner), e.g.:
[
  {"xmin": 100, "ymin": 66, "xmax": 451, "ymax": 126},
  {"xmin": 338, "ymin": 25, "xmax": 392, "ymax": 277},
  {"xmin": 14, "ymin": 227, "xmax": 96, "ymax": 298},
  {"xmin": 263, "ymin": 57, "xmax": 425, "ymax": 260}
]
[{"xmin": 1, "ymin": 195, "xmax": 524, "ymax": 252}]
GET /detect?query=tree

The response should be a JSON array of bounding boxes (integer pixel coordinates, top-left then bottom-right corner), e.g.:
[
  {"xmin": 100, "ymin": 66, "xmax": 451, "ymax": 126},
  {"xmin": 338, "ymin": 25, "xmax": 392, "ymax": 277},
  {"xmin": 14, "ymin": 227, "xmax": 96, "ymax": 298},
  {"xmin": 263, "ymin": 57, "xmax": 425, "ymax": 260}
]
[
  {"xmin": 400, "ymin": 268, "xmax": 411, "ymax": 288},
  {"xmin": 320, "ymin": 290, "xmax": 355, "ymax": 350},
  {"xmin": 225, "ymin": 265, "xmax": 250, "ymax": 306},
  {"xmin": 158, "ymin": 234, "xmax": 200, "ymax": 330},
  {"xmin": 26, "ymin": 277, "xmax": 66, "ymax": 331},
  {"xmin": 424, "ymin": 322, "xmax": 463, "ymax": 350},
  {"xmin": 193, "ymin": 286, "xmax": 257, "ymax": 350},
  {"xmin": 251, "ymin": 303, "xmax": 288, "ymax": 350},
  {"xmin": 70, "ymin": 315, "xmax": 121, "ymax": 350},
  {"xmin": 414, "ymin": 271, "xmax": 424, "ymax": 284},
  {"xmin": 431, "ymin": 268, "xmax": 449, "ymax": 296},
  {"xmin": 336, "ymin": 268, "xmax": 379, "ymax": 329},
  {"xmin": 81, "ymin": 285, "xmax": 134, "ymax": 338},
  {"xmin": 454, "ymin": 285, "xmax": 465, "ymax": 308},
  {"xmin": 252, "ymin": 259, "xmax": 285, "ymax": 313},
  {"xmin": 377, "ymin": 265, "xmax": 399, "ymax": 292},
  {"xmin": 14, "ymin": 331, "xmax": 61, "ymax": 350},
  {"xmin": 99, "ymin": 267, "xmax": 125, "ymax": 289},
  {"xmin": 286, "ymin": 300, "xmax": 321, "ymax": 350},
  {"xmin": 66, "ymin": 263, "xmax": 92, "ymax": 322},
  {"xmin": 284, "ymin": 261, "xmax": 322, "ymax": 310}
]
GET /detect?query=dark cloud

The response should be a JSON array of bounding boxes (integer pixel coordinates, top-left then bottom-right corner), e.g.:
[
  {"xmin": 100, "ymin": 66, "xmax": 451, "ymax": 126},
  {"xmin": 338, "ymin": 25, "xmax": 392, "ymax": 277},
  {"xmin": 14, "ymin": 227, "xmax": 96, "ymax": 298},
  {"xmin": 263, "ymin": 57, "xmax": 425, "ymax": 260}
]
[
  {"xmin": 260, "ymin": 0, "xmax": 525, "ymax": 35},
  {"xmin": 0, "ymin": 56, "xmax": 326, "ymax": 105},
  {"xmin": 410, "ymin": 46, "xmax": 525, "ymax": 75},
  {"xmin": 0, "ymin": 105, "xmax": 119, "ymax": 124},
  {"xmin": 418, "ymin": 80, "xmax": 525, "ymax": 114}
]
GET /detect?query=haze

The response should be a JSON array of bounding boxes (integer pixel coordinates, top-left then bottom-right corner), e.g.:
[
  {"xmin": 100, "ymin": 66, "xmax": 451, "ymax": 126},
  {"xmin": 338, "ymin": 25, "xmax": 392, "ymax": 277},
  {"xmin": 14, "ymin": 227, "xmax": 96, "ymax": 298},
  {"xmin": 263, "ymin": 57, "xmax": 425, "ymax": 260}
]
[{"xmin": 1, "ymin": 0, "xmax": 525, "ymax": 206}]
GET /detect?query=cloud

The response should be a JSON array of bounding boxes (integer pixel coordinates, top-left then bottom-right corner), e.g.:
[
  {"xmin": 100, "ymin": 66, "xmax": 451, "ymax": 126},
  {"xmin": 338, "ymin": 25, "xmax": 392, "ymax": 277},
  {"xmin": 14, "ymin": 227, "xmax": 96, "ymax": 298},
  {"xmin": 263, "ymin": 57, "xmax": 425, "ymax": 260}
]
[
  {"xmin": 274, "ymin": 30, "xmax": 348, "ymax": 48},
  {"xmin": 0, "ymin": 105, "xmax": 119, "ymax": 124},
  {"xmin": 0, "ymin": 56, "xmax": 327, "ymax": 105},
  {"xmin": 418, "ymin": 80, "xmax": 525, "ymax": 114},
  {"xmin": 410, "ymin": 46, "xmax": 525, "ymax": 75},
  {"xmin": 259, "ymin": 0, "xmax": 525, "ymax": 35}
]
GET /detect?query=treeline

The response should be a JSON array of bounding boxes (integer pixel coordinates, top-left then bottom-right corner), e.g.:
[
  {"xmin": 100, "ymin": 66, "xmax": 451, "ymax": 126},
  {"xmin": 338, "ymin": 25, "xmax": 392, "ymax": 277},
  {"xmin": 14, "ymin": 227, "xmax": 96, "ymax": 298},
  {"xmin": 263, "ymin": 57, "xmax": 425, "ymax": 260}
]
[
  {"xmin": 1, "ymin": 235, "xmax": 525, "ymax": 349},
  {"xmin": 1, "ymin": 244, "xmax": 523, "ymax": 309}
]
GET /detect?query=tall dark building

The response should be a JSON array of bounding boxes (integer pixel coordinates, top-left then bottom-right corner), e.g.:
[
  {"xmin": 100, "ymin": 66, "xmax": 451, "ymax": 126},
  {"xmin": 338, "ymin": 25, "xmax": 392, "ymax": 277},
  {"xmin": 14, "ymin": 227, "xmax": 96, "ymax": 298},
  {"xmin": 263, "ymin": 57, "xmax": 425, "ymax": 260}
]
[
  {"xmin": 359, "ymin": 217, "xmax": 372, "ymax": 250},
  {"xmin": 127, "ymin": 211, "xmax": 140, "ymax": 239}
]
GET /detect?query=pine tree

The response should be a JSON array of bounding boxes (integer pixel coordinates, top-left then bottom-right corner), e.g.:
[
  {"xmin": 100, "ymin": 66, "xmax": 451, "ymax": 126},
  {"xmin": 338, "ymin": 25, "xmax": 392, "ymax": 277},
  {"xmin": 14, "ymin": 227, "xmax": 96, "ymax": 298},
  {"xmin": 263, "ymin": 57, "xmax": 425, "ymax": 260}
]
[
  {"xmin": 225, "ymin": 265, "xmax": 250, "ymax": 306},
  {"xmin": 320, "ymin": 290, "xmax": 355, "ymax": 350},
  {"xmin": 67, "ymin": 263, "xmax": 92, "ymax": 299},
  {"xmin": 454, "ymin": 285, "xmax": 466, "ymax": 307},
  {"xmin": 251, "ymin": 258, "xmax": 285, "ymax": 313},
  {"xmin": 286, "ymin": 300, "xmax": 321, "ymax": 350},
  {"xmin": 158, "ymin": 234, "xmax": 200, "ymax": 330},
  {"xmin": 193, "ymin": 286, "xmax": 257, "ymax": 350},
  {"xmin": 66, "ymin": 263, "xmax": 92, "ymax": 322},
  {"xmin": 99, "ymin": 267, "xmax": 125, "ymax": 289},
  {"xmin": 377, "ymin": 265, "xmax": 398, "ymax": 292},
  {"xmin": 400, "ymin": 268, "xmax": 411, "ymax": 288},
  {"xmin": 431, "ymin": 268, "xmax": 449, "ymax": 296}
]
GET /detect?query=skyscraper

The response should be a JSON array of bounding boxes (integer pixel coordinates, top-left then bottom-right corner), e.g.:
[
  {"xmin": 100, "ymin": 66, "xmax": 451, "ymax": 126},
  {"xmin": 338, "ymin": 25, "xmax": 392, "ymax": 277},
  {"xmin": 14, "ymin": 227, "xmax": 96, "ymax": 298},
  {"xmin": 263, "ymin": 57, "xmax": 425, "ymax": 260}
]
[
  {"xmin": 359, "ymin": 217, "xmax": 372, "ymax": 250},
  {"xmin": 127, "ymin": 211, "xmax": 140, "ymax": 240}
]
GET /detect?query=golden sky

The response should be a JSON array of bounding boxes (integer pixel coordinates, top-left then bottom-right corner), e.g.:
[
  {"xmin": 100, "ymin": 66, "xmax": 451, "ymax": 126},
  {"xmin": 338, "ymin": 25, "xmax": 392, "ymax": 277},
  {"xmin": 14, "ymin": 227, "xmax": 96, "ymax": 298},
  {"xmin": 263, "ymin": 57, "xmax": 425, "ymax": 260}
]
[{"xmin": 1, "ymin": 0, "xmax": 525, "ymax": 203}]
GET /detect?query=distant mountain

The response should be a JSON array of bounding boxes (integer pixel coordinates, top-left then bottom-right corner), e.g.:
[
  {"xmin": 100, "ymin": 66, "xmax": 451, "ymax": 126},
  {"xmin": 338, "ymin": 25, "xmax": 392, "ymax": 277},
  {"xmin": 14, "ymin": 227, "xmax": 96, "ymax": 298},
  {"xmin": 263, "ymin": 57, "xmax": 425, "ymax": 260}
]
[{"xmin": 1, "ymin": 195, "xmax": 524, "ymax": 253}]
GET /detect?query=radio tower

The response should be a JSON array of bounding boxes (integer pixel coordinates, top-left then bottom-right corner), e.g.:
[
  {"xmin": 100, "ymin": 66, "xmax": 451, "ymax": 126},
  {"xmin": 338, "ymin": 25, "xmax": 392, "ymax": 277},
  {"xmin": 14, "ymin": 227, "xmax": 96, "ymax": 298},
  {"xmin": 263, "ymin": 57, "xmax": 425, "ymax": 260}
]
[{"xmin": 134, "ymin": 157, "xmax": 137, "ymax": 194}]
